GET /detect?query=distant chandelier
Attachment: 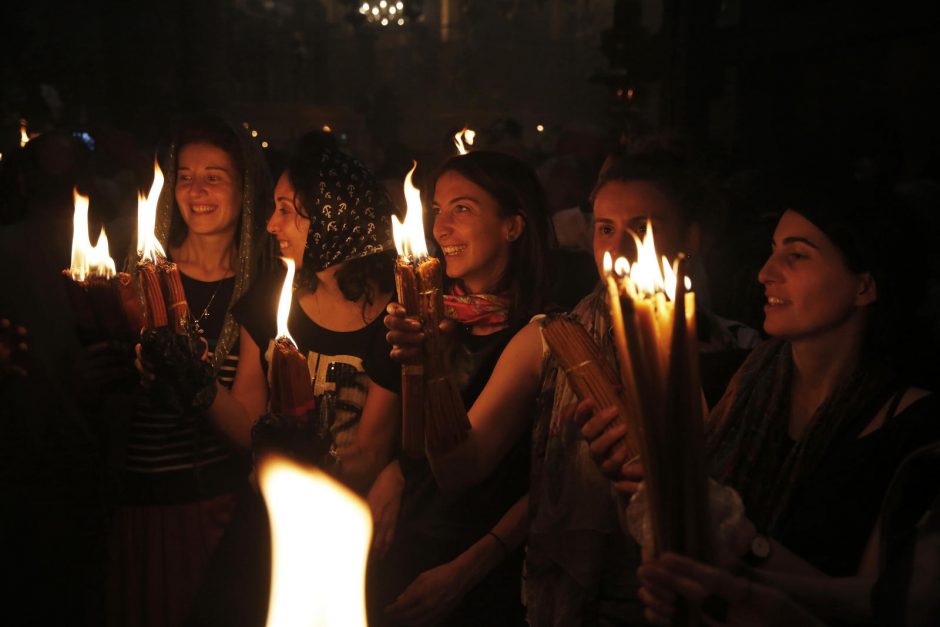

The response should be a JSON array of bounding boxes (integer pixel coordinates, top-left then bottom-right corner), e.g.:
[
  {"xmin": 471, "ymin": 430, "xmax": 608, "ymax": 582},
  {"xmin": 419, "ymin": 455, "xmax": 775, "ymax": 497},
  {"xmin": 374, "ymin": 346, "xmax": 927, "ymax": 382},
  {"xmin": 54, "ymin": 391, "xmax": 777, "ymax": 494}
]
[{"xmin": 358, "ymin": 1, "xmax": 407, "ymax": 27}]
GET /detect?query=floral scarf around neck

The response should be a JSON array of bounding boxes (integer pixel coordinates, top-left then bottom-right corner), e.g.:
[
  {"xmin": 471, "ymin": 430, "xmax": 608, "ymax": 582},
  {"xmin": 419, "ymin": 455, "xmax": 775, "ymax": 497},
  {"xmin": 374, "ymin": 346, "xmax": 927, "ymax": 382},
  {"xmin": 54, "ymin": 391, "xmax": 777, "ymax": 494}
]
[{"xmin": 443, "ymin": 282, "xmax": 511, "ymax": 328}]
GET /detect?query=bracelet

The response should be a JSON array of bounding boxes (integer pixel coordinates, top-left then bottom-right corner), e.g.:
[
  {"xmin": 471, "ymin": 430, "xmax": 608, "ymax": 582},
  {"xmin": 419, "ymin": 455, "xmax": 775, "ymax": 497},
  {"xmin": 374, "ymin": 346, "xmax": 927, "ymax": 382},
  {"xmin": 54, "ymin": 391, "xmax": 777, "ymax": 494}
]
[{"xmin": 487, "ymin": 531, "xmax": 510, "ymax": 558}]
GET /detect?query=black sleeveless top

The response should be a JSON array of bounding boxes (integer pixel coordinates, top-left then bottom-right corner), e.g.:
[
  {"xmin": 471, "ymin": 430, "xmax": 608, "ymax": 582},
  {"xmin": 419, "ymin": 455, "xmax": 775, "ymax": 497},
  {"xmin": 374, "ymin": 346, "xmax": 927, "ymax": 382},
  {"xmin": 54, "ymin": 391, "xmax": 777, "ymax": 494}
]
[{"xmin": 368, "ymin": 323, "xmax": 531, "ymax": 627}]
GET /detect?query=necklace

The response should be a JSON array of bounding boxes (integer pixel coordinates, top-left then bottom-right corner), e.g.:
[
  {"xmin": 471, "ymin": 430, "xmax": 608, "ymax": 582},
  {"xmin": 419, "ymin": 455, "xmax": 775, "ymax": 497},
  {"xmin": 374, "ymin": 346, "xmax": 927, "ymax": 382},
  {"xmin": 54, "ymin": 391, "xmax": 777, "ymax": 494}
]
[{"xmin": 193, "ymin": 278, "xmax": 226, "ymax": 336}]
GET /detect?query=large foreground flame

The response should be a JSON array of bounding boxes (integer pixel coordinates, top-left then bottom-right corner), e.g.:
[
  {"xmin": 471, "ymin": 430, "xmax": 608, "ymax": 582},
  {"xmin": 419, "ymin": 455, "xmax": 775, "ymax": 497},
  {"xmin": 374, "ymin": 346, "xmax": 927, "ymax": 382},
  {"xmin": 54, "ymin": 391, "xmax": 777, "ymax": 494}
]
[
  {"xmin": 70, "ymin": 188, "xmax": 116, "ymax": 281},
  {"xmin": 259, "ymin": 455, "xmax": 372, "ymax": 627},
  {"xmin": 453, "ymin": 127, "xmax": 476, "ymax": 155},
  {"xmin": 275, "ymin": 257, "xmax": 297, "ymax": 345},
  {"xmin": 137, "ymin": 160, "xmax": 167, "ymax": 263},
  {"xmin": 391, "ymin": 162, "xmax": 430, "ymax": 262}
]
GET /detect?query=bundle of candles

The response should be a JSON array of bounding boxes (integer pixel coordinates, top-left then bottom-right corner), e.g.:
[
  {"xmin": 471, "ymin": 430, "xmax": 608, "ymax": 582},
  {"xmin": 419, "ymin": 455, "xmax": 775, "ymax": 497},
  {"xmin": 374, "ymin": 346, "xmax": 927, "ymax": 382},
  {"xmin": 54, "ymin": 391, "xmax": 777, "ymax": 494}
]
[
  {"xmin": 252, "ymin": 258, "xmax": 329, "ymax": 465},
  {"xmin": 604, "ymin": 223, "xmax": 711, "ymax": 570},
  {"xmin": 135, "ymin": 162, "xmax": 191, "ymax": 334},
  {"xmin": 134, "ymin": 162, "xmax": 216, "ymax": 412},
  {"xmin": 62, "ymin": 188, "xmax": 143, "ymax": 343},
  {"xmin": 541, "ymin": 316, "xmax": 639, "ymax": 459},
  {"xmin": 392, "ymin": 163, "xmax": 470, "ymax": 456}
]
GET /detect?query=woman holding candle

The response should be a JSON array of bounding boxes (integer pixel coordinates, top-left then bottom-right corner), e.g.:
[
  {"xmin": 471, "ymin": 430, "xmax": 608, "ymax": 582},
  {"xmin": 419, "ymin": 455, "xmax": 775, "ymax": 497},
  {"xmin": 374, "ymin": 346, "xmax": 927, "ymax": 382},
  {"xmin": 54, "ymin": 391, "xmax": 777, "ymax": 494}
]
[
  {"xmin": 368, "ymin": 150, "xmax": 550, "ymax": 627},
  {"xmin": 111, "ymin": 114, "xmax": 273, "ymax": 627},
  {"xmin": 386, "ymin": 150, "xmax": 763, "ymax": 624},
  {"xmin": 185, "ymin": 145, "xmax": 402, "ymax": 627},
  {"xmin": 204, "ymin": 145, "xmax": 401, "ymax": 490},
  {"xmin": 582, "ymin": 177, "xmax": 940, "ymax": 625}
]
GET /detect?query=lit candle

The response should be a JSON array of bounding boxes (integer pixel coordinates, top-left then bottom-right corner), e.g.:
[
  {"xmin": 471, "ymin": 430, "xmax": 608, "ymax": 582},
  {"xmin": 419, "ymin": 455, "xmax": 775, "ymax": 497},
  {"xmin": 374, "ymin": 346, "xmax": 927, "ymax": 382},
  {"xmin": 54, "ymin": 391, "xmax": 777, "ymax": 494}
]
[
  {"xmin": 453, "ymin": 127, "xmax": 476, "ymax": 155},
  {"xmin": 63, "ymin": 187, "xmax": 142, "ymax": 340},
  {"xmin": 391, "ymin": 162, "xmax": 468, "ymax": 454},
  {"xmin": 269, "ymin": 257, "xmax": 315, "ymax": 417},
  {"xmin": 605, "ymin": 221, "xmax": 710, "ymax": 566},
  {"xmin": 136, "ymin": 160, "xmax": 171, "ymax": 331}
]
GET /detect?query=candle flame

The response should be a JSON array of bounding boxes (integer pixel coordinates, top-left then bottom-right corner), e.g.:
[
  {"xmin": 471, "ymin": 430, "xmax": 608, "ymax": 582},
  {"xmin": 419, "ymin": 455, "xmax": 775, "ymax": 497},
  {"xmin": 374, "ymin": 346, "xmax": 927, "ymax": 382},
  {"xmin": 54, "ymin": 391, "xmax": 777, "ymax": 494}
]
[
  {"xmin": 259, "ymin": 455, "xmax": 371, "ymax": 627},
  {"xmin": 69, "ymin": 188, "xmax": 116, "ymax": 281},
  {"xmin": 19, "ymin": 119, "xmax": 30, "ymax": 148},
  {"xmin": 137, "ymin": 160, "xmax": 167, "ymax": 263},
  {"xmin": 604, "ymin": 220, "xmax": 692, "ymax": 301},
  {"xmin": 391, "ymin": 162, "xmax": 430, "ymax": 262},
  {"xmin": 276, "ymin": 257, "xmax": 297, "ymax": 345},
  {"xmin": 453, "ymin": 127, "xmax": 475, "ymax": 155}
]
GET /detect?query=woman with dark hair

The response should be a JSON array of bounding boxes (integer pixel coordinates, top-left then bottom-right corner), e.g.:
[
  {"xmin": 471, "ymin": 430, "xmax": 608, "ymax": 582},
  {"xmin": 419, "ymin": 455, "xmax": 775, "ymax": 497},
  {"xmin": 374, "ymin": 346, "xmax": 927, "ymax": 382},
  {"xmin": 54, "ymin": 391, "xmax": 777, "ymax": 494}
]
[
  {"xmin": 581, "ymin": 178, "xmax": 940, "ymax": 625},
  {"xmin": 367, "ymin": 150, "xmax": 551, "ymax": 626},
  {"xmin": 432, "ymin": 150, "xmax": 550, "ymax": 326},
  {"xmin": 111, "ymin": 114, "xmax": 273, "ymax": 627},
  {"xmin": 182, "ymin": 145, "xmax": 401, "ymax": 627},
  {"xmin": 205, "ymin": 145, "xmax": 401, "ymax": 491},
  {"xmin": 385, "ymin": 151, "xmax": 763, "ymax": 624}
]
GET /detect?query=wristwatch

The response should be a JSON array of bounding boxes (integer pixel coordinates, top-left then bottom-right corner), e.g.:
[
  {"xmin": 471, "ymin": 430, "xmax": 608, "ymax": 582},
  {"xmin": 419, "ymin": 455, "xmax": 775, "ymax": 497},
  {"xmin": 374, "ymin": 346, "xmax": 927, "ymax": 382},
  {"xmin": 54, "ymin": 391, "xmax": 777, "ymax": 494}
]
[{"xmin": 742, "ymin": 533, "xmax": 772, "ymax": 567}]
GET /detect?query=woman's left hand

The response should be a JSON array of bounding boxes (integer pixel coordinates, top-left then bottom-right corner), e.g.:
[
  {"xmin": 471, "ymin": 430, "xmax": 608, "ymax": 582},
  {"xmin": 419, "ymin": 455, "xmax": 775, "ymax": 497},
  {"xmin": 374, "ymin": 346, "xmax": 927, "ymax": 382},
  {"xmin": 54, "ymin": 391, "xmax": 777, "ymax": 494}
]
[{"xmin": 384, "ymin": 560, "xmax": 468, "ymax": 626}]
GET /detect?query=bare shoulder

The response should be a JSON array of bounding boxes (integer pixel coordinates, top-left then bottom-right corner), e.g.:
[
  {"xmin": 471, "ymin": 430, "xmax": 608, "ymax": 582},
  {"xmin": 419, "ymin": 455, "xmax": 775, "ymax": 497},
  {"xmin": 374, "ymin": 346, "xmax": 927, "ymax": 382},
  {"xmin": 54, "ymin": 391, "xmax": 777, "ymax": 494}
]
[
  {"xmin": 895, "ymin": 387, "xmax": 933, "ymax": 416},
  {"xmin": 492, "ymin": 320, "xmax": 545, "ymax": 378},
  {"xmin": 860, "ymin": 387, "xmax": 934, "ymax": 437}
]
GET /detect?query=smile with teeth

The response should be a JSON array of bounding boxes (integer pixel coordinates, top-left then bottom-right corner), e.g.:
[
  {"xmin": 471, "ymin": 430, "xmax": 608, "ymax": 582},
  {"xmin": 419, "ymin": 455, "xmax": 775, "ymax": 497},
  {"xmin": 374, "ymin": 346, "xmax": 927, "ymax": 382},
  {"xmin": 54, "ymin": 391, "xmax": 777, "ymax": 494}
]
[
  {"xmin": 190, "ymin": 205, "xmax": 217, "ymax": 214},
  {"xmin": 441, "ymin": 245, "xmax": 467, "ymax": 255},
  {"xmin": 766, "ymin": 296, "xmax": 789, "ymax": 306},
  {"xmin": 277, "ymin": 240, "xmax": 290, "ymax": 249}
]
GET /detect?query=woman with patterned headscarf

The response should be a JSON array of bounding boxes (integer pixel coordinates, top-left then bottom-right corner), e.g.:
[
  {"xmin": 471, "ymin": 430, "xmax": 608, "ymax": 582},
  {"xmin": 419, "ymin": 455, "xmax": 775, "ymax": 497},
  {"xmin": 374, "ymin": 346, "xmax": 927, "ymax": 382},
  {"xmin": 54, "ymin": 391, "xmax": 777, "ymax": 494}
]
[
  {"xmin": 182, "ymin": 145, "xmax": 401, "ymax": 627},
  {"xmin": 110, "ymin": 114, "xmax": 274, "ymax": 627},
  {"xmin": 205, "ymin": 144, "xmax": 401, "ymax": 493}
]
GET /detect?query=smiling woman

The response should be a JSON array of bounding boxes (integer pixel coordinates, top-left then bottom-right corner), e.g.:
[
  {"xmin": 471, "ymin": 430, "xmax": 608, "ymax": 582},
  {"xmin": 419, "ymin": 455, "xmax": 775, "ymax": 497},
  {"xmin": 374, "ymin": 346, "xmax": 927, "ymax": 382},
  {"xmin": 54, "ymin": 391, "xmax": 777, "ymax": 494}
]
[
  {"xmin": 691, "ymin": 178, "xmax": 940, "ymax": 623},
  {"xmin": 111, "ymin": 114, "xmax": 273, "ymax": 627},
  {"xmin": 758, "ymin": 209, "xmax": 876, "ymax": 341},
  {"xmin": 174, "ymin": 143, "xmax": 243, "ymax": 241},
  {"xmin": 368, "ymin": 150, "xmax": 551, "ymax": 627}
]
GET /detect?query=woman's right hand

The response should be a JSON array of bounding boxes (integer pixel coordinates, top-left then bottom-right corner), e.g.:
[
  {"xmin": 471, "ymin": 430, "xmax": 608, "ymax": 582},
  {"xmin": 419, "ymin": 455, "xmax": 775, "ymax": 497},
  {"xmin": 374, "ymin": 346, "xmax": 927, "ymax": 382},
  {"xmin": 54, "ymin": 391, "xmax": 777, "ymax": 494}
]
[
  {"xmin": 384, "ymin": 303, "xmax": 456, "ymax": 364},
  {"xmin": 134, "ymin": 342, "xmax": 155, "ymax": 386},
  {"xmin": 569, "ymin": 398, "xmax": 644, "ymax": 493},
  {"xmin": 384, "ymin": 302, "xmax": 425, "ymax": 363},
  {"xmin": 367, "ymin": 460, "xmax": 406, "ymax": 558}
]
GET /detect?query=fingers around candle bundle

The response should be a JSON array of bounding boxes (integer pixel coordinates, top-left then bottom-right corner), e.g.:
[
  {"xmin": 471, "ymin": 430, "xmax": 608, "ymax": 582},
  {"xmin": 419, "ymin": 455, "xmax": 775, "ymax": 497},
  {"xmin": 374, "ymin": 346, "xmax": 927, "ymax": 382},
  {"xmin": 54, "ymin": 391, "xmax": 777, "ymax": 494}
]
[
  {"xmin": 614, "ymin": 461, "xmax": 645, "ymax": 495},
  {"xmin": 571, "ymin": 399, "xmax": 631, "ymax": 478},
  {"xmin": 386, "ymin": 301, "xmax": 451, "ymax": 366},
  {"xmin": 0, "ymin": 318, "xmax": 28, "ymax": 352},
  {"xmin": 134, "ymin": 343, "xmax": 155, "ymax": 384},
  {"xmin": 638, "ymin": 553, "xmax": 757, "ymax": 625}
]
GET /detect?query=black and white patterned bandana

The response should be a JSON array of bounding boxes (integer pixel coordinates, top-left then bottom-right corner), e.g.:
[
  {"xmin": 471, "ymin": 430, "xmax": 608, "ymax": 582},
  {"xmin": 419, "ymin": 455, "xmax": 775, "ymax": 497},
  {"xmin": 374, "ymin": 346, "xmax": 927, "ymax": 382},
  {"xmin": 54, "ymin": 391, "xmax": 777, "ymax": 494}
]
[{"xmin": 300, "ymin": 149, "xmax": 395, "ymax": 274}]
